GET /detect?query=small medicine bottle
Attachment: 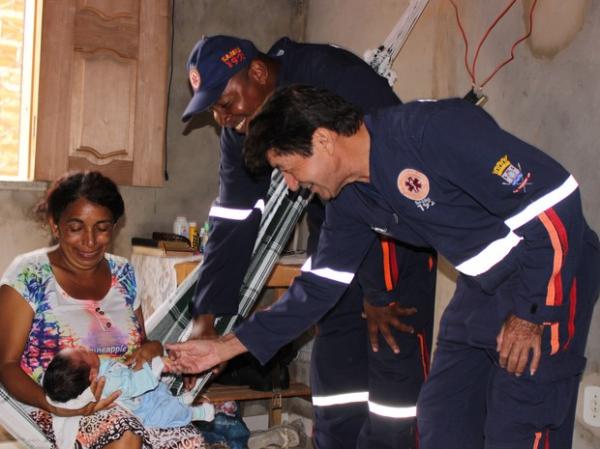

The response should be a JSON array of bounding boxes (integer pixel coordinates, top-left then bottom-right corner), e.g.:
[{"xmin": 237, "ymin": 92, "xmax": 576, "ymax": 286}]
[
  {"xmin": 173, "ymin": 216, "xmax": 189, "ymax": 239},
  {"xmin": 188, "ymin": 221, "xmax": 199, "ymax": 249},
  {"xmin": 199, "ymin": 221, "xmax": 210, "ymax": 252}
]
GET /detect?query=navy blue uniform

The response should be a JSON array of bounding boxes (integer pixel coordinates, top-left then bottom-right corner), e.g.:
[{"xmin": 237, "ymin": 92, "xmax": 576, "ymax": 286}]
[
  {"xmin": 191, "ymin": 37, "xmax": 436, "ymax": 449},
  {"xmin": 235, "ymin": 99, "xmax": 600, "ymax": 449}
]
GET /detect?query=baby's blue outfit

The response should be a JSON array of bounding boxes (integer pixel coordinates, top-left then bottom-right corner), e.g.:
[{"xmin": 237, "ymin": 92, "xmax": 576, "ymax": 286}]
[{"xmin": 99, "ymin": 358, "xmax": 197, "ymax": 428}]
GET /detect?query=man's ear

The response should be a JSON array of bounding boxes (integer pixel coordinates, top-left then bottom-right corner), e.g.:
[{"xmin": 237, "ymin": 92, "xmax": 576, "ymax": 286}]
[
  {"xmin": 313, "ymin": 128, "xmax": 335, "ymax": 156},
  {"xmin": 247, "ymin": 59, "xmax": 269, "ymax": 85}
]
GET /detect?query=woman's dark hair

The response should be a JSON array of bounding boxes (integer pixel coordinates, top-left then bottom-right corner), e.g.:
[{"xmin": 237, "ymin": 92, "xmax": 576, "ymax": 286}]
[
  {"xmin": 36, "ymin": 171, "xmax": 124, "ymax": 224},
  {"xmin": 42, "ymin": 351, "xmax": 92, "ymax": 403},
  {"xmin": 244, "ymin": 84, "xmax": 363, "ymax": 174}
]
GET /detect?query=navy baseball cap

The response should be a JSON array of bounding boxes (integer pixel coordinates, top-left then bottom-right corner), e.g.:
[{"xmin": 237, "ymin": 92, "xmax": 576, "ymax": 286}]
[{"xmin": 182, "ymin": 35, "xmax": 259, "ymax": 122}]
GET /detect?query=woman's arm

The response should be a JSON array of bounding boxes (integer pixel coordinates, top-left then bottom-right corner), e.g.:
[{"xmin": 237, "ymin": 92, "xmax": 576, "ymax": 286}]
[
  {"xmin": 124, "ymin": 308, "xmax": 163, "ymax": 370},
  {"xmin": 0, "ymin": 285, "xmax": 119, "ymax": 416},
  {"xmin": 0, "ymin": 285, "xmax": 49, "ymax": 409}
]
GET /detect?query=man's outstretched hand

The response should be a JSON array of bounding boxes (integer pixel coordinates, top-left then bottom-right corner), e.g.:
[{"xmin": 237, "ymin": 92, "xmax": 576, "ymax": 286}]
[
  {"xmin": 164, "ymin": 333, "xmax": 247, "ymax": 375},
  {"xmin": 181, "ymin": 314, "xmax": 227, "ymax": 390}
]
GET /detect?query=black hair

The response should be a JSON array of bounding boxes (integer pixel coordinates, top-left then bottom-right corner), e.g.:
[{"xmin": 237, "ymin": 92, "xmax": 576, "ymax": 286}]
[
  {"xmin": 43, "ymin": 351, "xmax": 92, "ymax": 403},
  {"xmin": 36, "ymin": 171, "xmax": 125, "ymax": 224},
  {"xmin": 243, "ymin": 84, "xmax": 363, "ymax": 174}
]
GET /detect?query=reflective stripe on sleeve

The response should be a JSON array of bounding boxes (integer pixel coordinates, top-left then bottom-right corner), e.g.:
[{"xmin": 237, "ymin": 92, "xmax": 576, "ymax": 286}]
[
  {"xmin": 254, "ymin": 199, "xmax": 265, "ymax": 213},
  {"xmin": 455, "ymin": 231, "xmax": 522, "ymax": 276},
  {"xmin": 208, "ymin": 199, "xmax": 265, "ymax": 221},
  {"xmin": 368, "ymin": 401, "xmax": 417, "ymax": 419},
  {"xmin": 456, "ymin": 176, "xmax": 578, "ymax": 277},
  {"xmin": 312, "ymin": 391, "xmax": 369, "ymax": 407},
  {"xmin": 504, "ymin": 176, "xmax": 578, "ymax": 230},
  {"xmin": 301, "ymin": 257, "xmax": 355, "ymax": 284}
]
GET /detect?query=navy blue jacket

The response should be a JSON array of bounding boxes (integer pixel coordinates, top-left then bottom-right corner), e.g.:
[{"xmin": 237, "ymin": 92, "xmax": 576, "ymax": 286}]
[
  {"xmin": 236, "ymin": 99, "xmax": 594, "ymax": 363},
  {"xmin": 191, "ymin": 37, "xmax": 404, "ymax": 317}
]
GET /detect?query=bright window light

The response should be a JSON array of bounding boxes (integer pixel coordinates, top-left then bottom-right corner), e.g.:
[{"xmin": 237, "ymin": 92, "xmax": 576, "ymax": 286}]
[{"xmin": 0, "ymin": 0, "xmax": 40, "ymax": 181}]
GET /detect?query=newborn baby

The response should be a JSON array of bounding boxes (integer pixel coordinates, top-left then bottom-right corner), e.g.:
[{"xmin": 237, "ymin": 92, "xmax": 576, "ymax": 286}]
[{"xmin": 43, "ymin": 346, "xmax": 214, "ymax": 429}]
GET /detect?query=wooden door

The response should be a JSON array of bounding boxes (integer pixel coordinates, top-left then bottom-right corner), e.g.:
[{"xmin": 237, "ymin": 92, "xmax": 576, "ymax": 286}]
[{"xmin": 35, "ymin": 0, "xmax": 170, "ymax": 186}]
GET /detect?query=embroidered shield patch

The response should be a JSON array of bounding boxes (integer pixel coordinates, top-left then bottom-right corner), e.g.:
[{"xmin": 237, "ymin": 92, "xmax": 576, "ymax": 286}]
[
  {"xmin": 189, "ymin": 67, "xmax": 201, "ymax": 92},
  {"xmin": 492, "ymin": 154, "xmax": 532, "ymax": 193},
  {"xmin": 397, "ymin": 169, "xmax": 430, "ymax": 201}
]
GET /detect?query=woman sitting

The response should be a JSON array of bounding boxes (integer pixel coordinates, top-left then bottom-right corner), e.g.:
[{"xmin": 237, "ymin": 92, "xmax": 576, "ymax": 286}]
[{"xmin": 0, "ymin": 171, "xmax": 215, "ymax": 449}]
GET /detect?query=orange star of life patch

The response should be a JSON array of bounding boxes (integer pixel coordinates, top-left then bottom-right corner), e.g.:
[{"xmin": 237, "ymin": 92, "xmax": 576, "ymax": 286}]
[{"xmin": 397, "ymin": 169, "xmax": 430, "ymax": 201}]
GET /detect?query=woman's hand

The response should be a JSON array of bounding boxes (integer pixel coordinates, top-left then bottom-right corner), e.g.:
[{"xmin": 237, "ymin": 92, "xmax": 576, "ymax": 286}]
[
  {"xmin": 124, "ymin": 340, "xmax": 163, "ymax": 370},
  {"xmin": 47, "ymin": 376, "xmax": 120, "ymax": 417}
]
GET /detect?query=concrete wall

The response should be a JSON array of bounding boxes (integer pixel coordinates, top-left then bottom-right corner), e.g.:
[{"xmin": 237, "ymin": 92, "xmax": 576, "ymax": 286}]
[
  {"xmin": 0, "ymin": 0, "xmax": 305, "ymax": 272},
  {"xmin": 305, "ymin": 0, "xmax": 599, "ymax": 447}
]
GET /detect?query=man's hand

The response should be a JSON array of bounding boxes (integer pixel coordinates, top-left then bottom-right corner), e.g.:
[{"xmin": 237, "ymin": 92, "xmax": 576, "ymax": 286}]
[
  {"xmin": 362, "ymin": 300, "xmax": 417, "ymax": 354},
  {"xmin": 164, "ymin": 333, "xmax": 247, "ymax": 375},
  {"xmin": 496, "ymin": 314, "xmax": 543, "ymax": 376},
  {"xmin": 181, "ymin": 315, "xmax": 227, "ymax": 390}
]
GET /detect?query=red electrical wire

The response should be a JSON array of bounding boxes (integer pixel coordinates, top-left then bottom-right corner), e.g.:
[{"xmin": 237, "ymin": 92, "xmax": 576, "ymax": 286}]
[
  {"xmin": 448, "ymin": 0, "xmax": 539, "ymax": 90},
  {"xmin": 449, "ymin": 0, "xmax": 474, "ymax": 83},
  {"xmin": 471, "ymin": 0, "xmax": 518, "ymax": 85}
]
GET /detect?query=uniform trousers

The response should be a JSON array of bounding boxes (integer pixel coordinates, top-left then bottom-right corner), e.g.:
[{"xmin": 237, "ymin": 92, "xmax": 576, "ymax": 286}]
[
  {"xmin": 311, "ymin": 281, "xmax": 432, "ymax": 449},
  {"xmin": 418, "ymin": 230, "xmax": 600, "ymax": 449}
]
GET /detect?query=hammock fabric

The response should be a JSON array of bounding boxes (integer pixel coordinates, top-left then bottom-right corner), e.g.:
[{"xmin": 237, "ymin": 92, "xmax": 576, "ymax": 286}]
[{"xmin": 147, "ymin": 170, "xmax": 312, "ymax": 398}]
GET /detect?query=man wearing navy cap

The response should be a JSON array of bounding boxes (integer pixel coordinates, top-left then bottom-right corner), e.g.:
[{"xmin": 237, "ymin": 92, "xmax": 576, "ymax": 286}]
[
  {"xmin": 169, "ymin": 85, "xmax": 600, "ymax": 449},
  {"xmin": 182, "ymin": 35, "xmax": 436, "ymax": 449}
]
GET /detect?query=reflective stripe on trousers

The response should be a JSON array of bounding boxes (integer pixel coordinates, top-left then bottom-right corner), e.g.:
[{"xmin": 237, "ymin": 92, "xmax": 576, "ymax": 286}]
[{"xmin": 312, "ymin": 392, "xmax": 417, "ymax": 418}]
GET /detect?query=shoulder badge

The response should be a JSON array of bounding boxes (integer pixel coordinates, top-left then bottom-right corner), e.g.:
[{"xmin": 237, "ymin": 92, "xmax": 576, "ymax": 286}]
[
  {"xmin": 397, "ymin": 169, "xmax": 430, "ymax": 201},
  {"xmin": 492, "ymin": 154, "xmax": 531, "ymax": 193},
  {"xmin": 397, "ymin": 168, "xmax": 435, "ymax": 211}
]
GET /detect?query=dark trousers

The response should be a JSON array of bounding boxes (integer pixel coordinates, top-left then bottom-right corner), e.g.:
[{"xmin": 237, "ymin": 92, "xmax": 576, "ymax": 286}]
[
  {"xmin": 418, "ymin": 232, "xmax": 599, "ymax": 449},
  {"xmin": 311, "ymin": 281, "xmax": 369, "ymax": 449},
  {"xmin": 358, "ymin": 328, "xmax": 430, "ymax": 449},
  {"xmin": 311, "ymin": 283, "xmax": 431, "ymax": 449}
]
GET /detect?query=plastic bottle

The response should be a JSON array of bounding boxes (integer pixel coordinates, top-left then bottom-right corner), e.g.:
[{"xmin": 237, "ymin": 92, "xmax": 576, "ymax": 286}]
[
  {"xmin": 173, "ymin": 216, "xmax": 189, "ymax": 239},
  {"xmin": 188, "ymin": 221, "xmax": 199, "ymax": 250},
  {"xmin": 200, "ymin": 221, "xmax": 210, "ymax": 252}
]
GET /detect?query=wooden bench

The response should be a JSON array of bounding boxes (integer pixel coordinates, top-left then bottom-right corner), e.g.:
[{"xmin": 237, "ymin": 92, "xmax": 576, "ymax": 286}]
[
  {"xmin": 176, "ymin": 256, "xmax": 311, "ymax": 427},
  {"xmin": 199, "ymin": 382, "xmax": 311, "ymax": 426}
]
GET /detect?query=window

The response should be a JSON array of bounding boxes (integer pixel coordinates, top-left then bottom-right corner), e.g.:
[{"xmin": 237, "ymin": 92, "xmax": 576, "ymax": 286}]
[{"xmin": 0, "ymin": 0, "xmax": 41, "ymax": 181}]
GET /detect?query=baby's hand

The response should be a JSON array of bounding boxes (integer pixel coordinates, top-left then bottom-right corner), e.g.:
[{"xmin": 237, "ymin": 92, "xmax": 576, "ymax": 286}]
[{"xmin": 125, "ymin": 341, "xmax": 163, "ymax": 370}]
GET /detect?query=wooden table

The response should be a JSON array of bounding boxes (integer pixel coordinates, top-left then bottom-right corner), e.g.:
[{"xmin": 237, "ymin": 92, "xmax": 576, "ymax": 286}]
[{"xmin": 174, "ymin": 255, "xmax": 303, "ymax": 292}]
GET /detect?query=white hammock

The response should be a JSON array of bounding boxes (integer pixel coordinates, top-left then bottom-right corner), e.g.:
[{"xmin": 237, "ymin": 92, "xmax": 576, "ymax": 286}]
[{"xmin": 364, "ymin": 0, "xmax": 430, "ymax": 85}]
